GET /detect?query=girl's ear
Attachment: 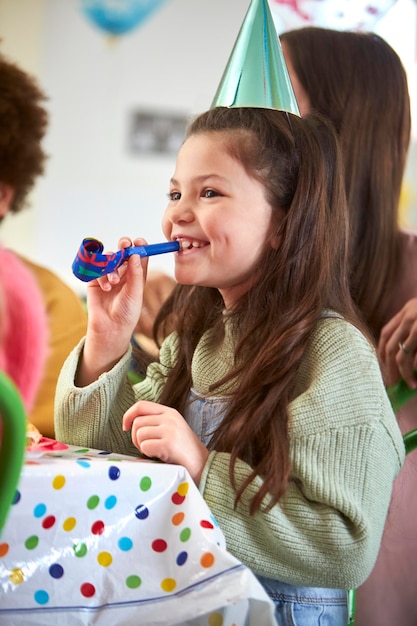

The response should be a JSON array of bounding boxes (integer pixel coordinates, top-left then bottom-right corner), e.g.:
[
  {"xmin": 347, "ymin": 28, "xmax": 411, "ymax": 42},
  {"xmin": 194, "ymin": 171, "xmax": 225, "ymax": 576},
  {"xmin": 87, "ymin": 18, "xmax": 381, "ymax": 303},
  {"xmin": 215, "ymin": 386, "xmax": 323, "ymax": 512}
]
[
  {"xmin": 270, "ymin": 235, "xmax": 280, "ymax": 250},
  {"xmin": 0, "ymin": 183, "xmax": 14, "ymax": 217}
]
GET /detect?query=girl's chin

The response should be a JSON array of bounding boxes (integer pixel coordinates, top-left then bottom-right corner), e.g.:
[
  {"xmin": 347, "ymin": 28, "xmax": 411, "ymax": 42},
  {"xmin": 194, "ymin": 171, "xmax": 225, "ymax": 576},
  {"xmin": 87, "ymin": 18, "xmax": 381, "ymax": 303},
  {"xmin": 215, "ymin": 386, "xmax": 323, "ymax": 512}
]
[
  {"xmin": 174, "ymin": 272, "xmax": 197, "ymax": 285},
  {"xmin": 174, "ymin": 273, "xmax": 212, "ymax": 289}
]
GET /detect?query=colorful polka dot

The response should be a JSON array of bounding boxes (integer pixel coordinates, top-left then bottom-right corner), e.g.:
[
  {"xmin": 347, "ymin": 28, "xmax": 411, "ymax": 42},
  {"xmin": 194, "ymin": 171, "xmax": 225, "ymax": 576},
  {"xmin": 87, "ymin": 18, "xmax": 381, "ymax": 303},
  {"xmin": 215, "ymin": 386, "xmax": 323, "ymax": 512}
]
[
  {"xmin": 201, "ymin": 552, "xmax": 215, "ymax": 568},
  {"xmin": 160, "ymin": 577, "xmax": 176, "ymax": 592},
  {"xmin": 25, "ymin": 535, "xmax": 39, "ymax": 550},
  {"xmin": 33, "ymin": 503, "xmax": 46, "ymax": 518},
  {"xmin": 0, "ymin": 543, "xmax": 9, "ymax": 557},
  {"xmin": 172, "ymin": 512, "xmax": 185, "ymax": 526},
  {"xmin": 180, "ymin": 527, "xmax": 191, "ymax": 542},
  {"xmin": 208, "ymin": 613, "xmax": 224, "ymax": 626},
  {"xmin": 34, "ymin": 589, "xmax": 49, "ymax": 605},
  {"xmin": 98, "ymin": 551, "xmax": 112, "ymax": 567},
  {"xmin": 10, "ymin": 568, "xmax": 24, "ymax": 585},
  {"xmin": 63, "ymin": 517, "xmax": 76, "ymax": 531},
  {"xmin": 80, "ymin": 582, "xmax": 96, "ymax": 598},
  {"xmin": 200, "ymin": 519, "xmax": 214, "ymax": 529},
  {"xmin": 177, "ymin": 482, "xmax": 189, "ymax": 497},
  {"xmin": 135, "ymin": 504, "xmax": 149, "ymax": 520},
  {"xmin": 49, "ymin": 563, "xmax": 64, "ymax": 579},
  {"xmin": 152, "ymin": 539, "xmax": 167, "ymax": 552},
  {"xmin": 76, "ymin": 459, "xmax": 91, "ymax": 468},
  {"xmin": 171, "ymin": 492, "xmax": 185, "ymax": 505},
  {"xmin": 73, "ymin": 542, "xmax": 87, "ymax": 557},
  {"xmin": 176, "ymin": 551, "xmax": 188, "ymax": 566},
  {"xmin": 140, "ymin": 476, "xmax": 152, "ymax": 491},
  {"xmin": 209, "ymin": 514, "xmax": 220, "ymax": 527},
  {"xmin": 105, "ymin": 495, "xmax": 117, "ymax": 509},
  {"xmin": 108, "ymin": 466, "xmax": 120, "ymax": 480},
  {"xmin": 52, "ymin": 475, "xmax": 65, "ymax": 490},
  {"xmin": 126, "ymin": 574, "xmax": 141, "ymax": 589},
  {"xmin": 91, "ymin": 520, "xmax": 105, "ymax": 535},
  {"xmin": 87, "ymin": 495, "xmax": 100, "ymax": 510},
  {"xmin": 42, "ymin": 515, "xmax": 56, "ymax": 530},
  {"xmin": 118, "ymin": 537, "xmax": 133, "ymax": 551}
]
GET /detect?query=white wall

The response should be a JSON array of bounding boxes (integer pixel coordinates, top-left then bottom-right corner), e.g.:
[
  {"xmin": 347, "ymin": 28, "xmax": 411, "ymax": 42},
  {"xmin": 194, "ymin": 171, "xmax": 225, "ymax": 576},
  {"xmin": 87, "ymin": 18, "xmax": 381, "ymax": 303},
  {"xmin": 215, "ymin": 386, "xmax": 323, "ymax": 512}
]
[{"xmin": 0, "ymin": 0, "xmax": 416, "ymax": 295}]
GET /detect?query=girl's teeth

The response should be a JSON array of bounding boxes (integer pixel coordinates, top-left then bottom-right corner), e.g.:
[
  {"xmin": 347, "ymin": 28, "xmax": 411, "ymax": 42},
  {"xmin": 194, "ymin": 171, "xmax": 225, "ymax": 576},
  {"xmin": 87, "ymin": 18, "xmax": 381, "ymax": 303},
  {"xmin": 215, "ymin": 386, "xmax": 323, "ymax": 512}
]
[{"xmin": 179, "ymin": 240, "xmax": 203, "ymax": 249}]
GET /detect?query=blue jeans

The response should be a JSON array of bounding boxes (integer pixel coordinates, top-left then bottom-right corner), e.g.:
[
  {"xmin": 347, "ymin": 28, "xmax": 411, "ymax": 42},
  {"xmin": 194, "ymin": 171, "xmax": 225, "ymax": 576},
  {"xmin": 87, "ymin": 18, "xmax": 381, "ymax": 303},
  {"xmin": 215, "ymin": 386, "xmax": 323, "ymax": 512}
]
[{"xmin": 256, "ymin": 575, "xmax": 348, "ymax": 625}]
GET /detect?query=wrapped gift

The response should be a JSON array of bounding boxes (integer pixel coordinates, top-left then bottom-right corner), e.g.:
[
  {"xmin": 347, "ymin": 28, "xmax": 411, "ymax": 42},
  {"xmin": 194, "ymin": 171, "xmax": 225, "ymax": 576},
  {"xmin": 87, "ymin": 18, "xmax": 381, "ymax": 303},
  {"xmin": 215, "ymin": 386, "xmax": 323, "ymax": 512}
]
[{"xmin": 0, "ymin": 443, "xmax": 275, "ymax": 625}]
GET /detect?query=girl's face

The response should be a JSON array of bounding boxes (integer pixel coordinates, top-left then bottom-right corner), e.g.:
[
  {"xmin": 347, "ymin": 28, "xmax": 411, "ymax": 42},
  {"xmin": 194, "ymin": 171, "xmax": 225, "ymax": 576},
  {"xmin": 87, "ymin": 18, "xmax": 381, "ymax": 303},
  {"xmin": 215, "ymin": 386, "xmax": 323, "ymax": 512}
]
[{"xmin": 162, "ymin": 132, "xmax": 274, "ymax": 309}]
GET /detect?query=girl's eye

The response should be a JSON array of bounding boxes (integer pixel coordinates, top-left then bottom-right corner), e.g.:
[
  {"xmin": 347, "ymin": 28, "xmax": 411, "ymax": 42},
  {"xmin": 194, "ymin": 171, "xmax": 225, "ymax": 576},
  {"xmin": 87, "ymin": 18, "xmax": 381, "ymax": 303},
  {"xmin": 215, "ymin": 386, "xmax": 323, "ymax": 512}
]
[
  {"xmin": 169, "ymin": 191, "xmax": 181, "ymax": 201},
  {"xmin": 203, "ymin": 189, "xmax": 219, "ymax": 198}
]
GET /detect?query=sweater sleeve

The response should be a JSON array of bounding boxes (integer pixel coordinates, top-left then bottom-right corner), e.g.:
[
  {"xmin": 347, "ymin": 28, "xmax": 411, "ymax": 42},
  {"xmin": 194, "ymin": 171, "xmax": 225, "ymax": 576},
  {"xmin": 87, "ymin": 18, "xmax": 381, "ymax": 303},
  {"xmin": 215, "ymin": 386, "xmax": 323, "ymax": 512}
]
[
  {"xmin": 54, "ymin": 333, "xmax": 180, "ymax": 454},
  {"xmin": 199, "ymin": 319, "xmax": 405, "ymax": 589}
]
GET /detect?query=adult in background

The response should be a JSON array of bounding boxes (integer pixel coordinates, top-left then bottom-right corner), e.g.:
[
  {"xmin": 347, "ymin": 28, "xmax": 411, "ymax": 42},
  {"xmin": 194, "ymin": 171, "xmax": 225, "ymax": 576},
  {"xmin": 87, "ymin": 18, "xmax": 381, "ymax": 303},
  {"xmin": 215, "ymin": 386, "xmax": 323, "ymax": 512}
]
[{"xmin": 280, "ymin": 26, "xmax": 415, "ymax": 626}]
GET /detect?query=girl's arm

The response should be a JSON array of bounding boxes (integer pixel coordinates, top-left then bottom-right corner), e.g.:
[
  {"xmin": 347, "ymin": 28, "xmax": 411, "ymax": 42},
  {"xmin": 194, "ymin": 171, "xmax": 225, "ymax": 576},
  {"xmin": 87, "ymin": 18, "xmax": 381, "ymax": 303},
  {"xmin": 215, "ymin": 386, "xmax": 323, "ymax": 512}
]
[
  {"xmin": 76, "ymin": 237, "xmax": 148, "ymax": 387},
  {"xmin": 54, "ymin": 332, "xmax": 179, "ymax": 453}
]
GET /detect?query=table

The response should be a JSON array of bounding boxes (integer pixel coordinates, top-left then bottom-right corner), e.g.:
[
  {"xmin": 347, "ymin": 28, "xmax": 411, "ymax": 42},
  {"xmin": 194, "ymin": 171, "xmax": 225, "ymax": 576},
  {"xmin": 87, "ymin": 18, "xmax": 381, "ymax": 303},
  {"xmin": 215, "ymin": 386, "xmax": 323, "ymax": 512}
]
[{"xmin": 0, "ymin": 440, "xmax": 276, "ymax": 625}]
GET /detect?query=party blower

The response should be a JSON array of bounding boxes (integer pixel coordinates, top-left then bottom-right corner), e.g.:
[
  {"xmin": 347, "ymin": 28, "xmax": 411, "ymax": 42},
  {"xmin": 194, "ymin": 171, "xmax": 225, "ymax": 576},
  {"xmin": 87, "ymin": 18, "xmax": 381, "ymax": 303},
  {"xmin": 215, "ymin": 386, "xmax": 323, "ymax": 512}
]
[{"xmin": 72, "ymin": 237, "xmax": 180, "ymax": 282}]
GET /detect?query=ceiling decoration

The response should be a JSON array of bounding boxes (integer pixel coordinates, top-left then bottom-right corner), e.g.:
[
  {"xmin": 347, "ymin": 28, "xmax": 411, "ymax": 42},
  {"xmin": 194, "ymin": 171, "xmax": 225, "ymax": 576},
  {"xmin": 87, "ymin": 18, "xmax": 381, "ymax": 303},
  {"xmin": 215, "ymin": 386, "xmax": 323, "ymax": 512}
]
[{"xmin": 269, "ymin": 0, "xmax": 398, "ymax": 32}]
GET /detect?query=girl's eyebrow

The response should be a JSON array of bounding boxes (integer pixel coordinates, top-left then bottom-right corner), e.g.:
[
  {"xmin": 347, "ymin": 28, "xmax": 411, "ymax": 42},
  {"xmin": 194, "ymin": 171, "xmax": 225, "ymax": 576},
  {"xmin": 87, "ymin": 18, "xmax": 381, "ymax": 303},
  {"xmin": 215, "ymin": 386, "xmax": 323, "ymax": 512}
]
[{"xmin": 170, "ymin": 174, "xmax": 229, "ymax": 186}]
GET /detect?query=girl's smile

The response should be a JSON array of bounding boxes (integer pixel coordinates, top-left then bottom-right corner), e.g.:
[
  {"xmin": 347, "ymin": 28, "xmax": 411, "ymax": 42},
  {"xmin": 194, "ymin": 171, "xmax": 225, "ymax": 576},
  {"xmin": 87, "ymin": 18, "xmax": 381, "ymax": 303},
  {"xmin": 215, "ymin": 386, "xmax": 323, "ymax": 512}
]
[{"xmin": 163, "ymin": 132, "xmax": 274, "ymax": 308}]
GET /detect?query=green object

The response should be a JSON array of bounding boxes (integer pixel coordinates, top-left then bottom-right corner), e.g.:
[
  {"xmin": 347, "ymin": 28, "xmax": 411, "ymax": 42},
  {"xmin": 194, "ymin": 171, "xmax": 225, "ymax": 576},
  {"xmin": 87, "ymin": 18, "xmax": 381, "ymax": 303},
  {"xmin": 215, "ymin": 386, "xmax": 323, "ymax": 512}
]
[
  {"xmin": 128, "ymin": 369, "xmax": 144, "ymax": 385},
  {"xmin": 0, "ymin": 371, "xmax": 27, "ymax": 534},
  {"xmin": 386, "ymin": 377, "xmax": 417, "ymax": 412},
  {"xmin": 211, "ymin": 0, "xmax": 300, "ymax": 114},
  {"xmin": 347, "ymin": 587, "xmax": 356, "ymax": 625},
  {"xmin": 403, "ymin": 428, "xmax": 417, "ymax": 455}
]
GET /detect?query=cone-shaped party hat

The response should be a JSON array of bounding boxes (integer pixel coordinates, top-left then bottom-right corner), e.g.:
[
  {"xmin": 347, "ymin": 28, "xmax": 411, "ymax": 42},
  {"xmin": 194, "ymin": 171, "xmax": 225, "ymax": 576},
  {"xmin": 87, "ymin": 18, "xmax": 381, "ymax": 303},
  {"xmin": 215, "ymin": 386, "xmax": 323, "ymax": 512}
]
[{"xmin": 211, "ymin": 0, "xmax": 299, "ymax": 115}]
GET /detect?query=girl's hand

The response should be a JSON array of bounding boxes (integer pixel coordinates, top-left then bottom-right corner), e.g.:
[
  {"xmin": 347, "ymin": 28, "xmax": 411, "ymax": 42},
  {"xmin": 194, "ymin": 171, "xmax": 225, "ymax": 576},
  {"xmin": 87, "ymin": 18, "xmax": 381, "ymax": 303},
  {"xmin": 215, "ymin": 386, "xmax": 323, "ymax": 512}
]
[
  {"xmin": 77, "ymin": 237, "xmax": 148, "ymax": 386},
  {"xmin": 122, "ymin": 400, "xmax": 210, "ymax": 485},
  {"xmin": 379, "ymin": 297, "xmax": 417, "ymax": 388}
]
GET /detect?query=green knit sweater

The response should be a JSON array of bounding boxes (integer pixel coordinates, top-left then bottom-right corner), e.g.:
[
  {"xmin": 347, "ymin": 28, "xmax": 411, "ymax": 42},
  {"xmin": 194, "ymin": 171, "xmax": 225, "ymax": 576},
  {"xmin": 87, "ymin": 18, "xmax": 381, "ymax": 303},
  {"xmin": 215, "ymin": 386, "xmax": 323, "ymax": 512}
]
[{"xmin": 55, "ymin": 316, "xmax": 404, "ymax": 589}]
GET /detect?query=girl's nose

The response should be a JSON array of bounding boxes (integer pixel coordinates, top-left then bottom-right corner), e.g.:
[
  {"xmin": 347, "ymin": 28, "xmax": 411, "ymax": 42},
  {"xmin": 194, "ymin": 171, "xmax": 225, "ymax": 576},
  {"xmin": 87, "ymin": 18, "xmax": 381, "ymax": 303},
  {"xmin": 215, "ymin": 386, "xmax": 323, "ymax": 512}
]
[{"xmin": 166, "ymin": 200, "xmax": 194, "ymax": 225}]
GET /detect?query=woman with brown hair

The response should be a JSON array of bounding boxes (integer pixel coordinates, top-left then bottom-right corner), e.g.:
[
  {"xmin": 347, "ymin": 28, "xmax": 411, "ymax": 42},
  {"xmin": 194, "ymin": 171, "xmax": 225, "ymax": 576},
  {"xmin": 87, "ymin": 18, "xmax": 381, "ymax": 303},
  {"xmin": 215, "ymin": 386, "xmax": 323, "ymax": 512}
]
[{"xmin": 280, "ymin": 26, "xmax": 417, "ymax": 626}]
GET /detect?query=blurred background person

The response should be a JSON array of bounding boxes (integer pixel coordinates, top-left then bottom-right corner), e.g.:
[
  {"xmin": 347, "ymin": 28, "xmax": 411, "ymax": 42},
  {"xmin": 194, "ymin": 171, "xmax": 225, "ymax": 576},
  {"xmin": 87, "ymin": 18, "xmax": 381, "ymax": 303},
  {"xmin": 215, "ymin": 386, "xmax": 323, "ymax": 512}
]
[
  {"xmin": 280, "ymin": 26, "xmax": 415, "ymax": 626},
  {"xmin": 0, "ymin": 246, "xmax": 48, "ymax": 445},
  {"xmin": 0, "ymin": 47, "xmax": 88, "ymax": 439}
]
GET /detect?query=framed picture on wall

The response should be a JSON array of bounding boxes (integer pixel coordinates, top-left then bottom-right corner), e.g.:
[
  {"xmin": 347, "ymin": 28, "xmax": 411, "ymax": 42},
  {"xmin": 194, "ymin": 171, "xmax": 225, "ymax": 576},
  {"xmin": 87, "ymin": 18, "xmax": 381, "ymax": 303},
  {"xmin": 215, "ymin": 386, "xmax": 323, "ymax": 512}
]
[{"xmin": 128, "ymin": 109, "xmax": 189, "ymax": 156}]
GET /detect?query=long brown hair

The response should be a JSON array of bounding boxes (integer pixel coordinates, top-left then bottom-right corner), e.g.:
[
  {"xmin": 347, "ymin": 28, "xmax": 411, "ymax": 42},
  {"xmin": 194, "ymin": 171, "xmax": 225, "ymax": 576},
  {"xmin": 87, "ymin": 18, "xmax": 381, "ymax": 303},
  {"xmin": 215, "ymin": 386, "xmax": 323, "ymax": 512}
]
[
  {"xmin": 280, "ymin": 27, "xmax": 411, "ymax": 339},
  {"xmin": 155, "ymin": 106, "xmax": 363, "ymax": 513}
]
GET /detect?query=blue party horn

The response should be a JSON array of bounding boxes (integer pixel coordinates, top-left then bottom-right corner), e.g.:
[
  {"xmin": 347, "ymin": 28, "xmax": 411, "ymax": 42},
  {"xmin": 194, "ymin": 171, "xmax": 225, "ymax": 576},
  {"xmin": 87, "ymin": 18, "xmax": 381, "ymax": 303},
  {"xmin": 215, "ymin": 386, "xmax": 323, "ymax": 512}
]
[{"xmin": 72, "ymin": 237, "xmax": 179, "ymax": 282}]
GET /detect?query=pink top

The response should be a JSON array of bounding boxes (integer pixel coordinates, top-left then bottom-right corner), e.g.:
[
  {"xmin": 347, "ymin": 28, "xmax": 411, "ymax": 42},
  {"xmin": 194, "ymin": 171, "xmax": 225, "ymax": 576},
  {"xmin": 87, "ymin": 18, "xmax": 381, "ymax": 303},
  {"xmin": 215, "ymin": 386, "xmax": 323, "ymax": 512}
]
[{"xmin": 0, "ymin": 247, "xmax": 48, "ymax": 414}]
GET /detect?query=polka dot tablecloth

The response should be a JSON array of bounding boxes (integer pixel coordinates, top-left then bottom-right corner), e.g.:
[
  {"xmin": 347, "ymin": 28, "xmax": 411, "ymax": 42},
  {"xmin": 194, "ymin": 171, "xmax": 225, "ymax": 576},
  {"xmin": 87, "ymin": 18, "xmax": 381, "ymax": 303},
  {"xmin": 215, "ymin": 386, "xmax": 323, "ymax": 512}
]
[{"xmin": 0, "ymin": 442, "xmax": 275, "ymax": 625}]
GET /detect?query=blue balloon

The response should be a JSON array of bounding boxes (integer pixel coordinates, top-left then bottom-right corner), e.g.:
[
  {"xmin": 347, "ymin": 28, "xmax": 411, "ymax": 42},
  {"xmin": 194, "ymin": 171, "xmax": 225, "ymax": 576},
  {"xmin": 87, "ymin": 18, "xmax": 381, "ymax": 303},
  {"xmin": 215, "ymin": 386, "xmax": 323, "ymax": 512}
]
[{"xmin": 81, "ymin": 0, "xmax": 167, "ymax": 36}]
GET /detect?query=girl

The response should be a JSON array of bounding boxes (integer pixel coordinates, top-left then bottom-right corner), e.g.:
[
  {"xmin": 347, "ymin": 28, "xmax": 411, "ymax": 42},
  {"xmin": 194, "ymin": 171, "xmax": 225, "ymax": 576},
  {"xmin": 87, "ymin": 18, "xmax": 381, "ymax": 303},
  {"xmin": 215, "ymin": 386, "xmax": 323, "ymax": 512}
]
[{"xmin": 55, "ymin": 107, "xmax": 404, "ymax": 625}]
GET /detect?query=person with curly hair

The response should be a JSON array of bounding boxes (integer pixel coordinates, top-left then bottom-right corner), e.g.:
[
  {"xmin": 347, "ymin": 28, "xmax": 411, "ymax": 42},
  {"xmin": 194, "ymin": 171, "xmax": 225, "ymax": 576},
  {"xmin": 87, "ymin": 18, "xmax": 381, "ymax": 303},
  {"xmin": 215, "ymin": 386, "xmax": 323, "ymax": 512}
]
[{"xmin": 0, "ymin": 48, "xmax": 88, "ymax": 438}]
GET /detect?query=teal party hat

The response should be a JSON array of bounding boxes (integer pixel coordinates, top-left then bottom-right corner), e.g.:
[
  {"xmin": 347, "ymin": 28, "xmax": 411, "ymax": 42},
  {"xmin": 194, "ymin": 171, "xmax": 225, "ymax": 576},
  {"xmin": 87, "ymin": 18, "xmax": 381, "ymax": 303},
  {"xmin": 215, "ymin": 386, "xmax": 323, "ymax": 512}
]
[{"xmin": 211, "ymin": 0, "xmax": 300, "ymax": 115}]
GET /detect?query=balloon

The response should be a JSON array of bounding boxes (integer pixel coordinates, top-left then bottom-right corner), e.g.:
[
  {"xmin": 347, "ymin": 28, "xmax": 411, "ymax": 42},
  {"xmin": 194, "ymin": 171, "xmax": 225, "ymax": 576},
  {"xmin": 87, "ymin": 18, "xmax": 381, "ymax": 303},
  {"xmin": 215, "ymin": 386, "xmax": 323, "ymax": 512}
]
[{"xmin": 81, "ymin": 0, "xmax": 168, "ymax": 36}]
